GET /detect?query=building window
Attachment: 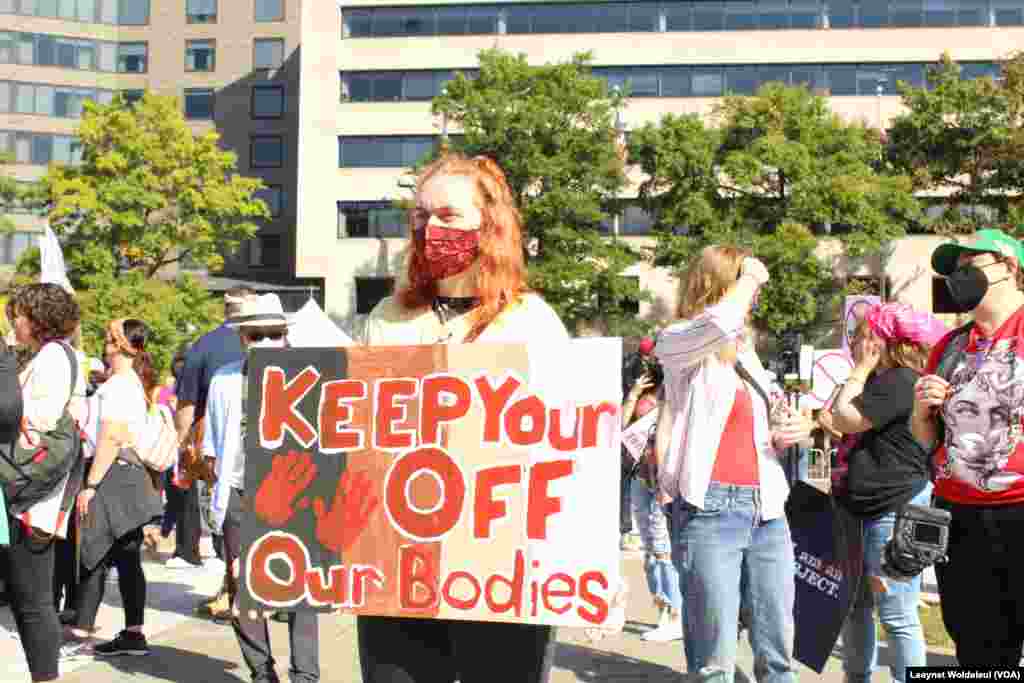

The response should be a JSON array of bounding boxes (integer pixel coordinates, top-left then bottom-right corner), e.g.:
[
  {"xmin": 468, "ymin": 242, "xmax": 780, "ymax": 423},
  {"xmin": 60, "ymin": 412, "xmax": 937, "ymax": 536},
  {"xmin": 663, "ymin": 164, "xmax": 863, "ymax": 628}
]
[
  {"xmin": 118, "ymin": 0, "xmax": 150, "ymax": 24},
  {"xmin": 355, "ymin": 276, "xmax": 396, "ymax": 314},
  {"xmin": 0, "ymin": 231, "xmax": 41, "ymax": 266},
  {"xmin": 251, "ymin": 84, "xmax": 284, "ymax": 118},
  {"xmin": 255, "ymin": 0, "xmax": 284, "ymax": 22},
  {"xmin": 121, "ymin": 89, "xmax": 144, "ymax": 106},
  {"xmin": 184, "ymin": 88, "xmax": 214, "ymax": 119},
  {"xmin": 186, "ymin": 0, "xmax": 216, "ymax": 23},
  {"xmin": 253, "ymin": 38, "xmax": 284, "ymax": 71},
  {"xmin": 0, "ymin": 130, "xmax": 81, "ymax": 165},
  {"xmin": 337, "ymin": 201, "xmax": 408, "ymax": 238},
  {"xmin": 338, "ymin": 136, "xmax": 435, "ymax": 168},
  {"xmin": 251, "ymin": 135, "xmax": 284, "ymax": 168},
  {"xmin": 1, "ymin": 82, "xmax": 113, "ymax": 118},
  {"xmin": 117, "ymin": 42, "xmax": 147, "ymax": 73},
  {"xmin": 341, "ymin": 70, "xmax": 477, "ymax": 102},
  {"xmin": 255, "ymin": 185, "xmax": 284, "ymax": 217},
  {"xmin": 185, "ymin": 39, "xmax": 215, "ymax": 72},
  {"xmin": 249, "ymin": 234, "xmax": 283, "ymax": 268}
]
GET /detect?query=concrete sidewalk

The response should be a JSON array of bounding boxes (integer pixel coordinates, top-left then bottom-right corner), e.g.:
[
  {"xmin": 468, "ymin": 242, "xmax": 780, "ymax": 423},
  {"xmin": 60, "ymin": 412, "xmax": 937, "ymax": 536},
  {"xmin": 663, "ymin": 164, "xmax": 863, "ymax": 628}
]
[{"xmin": 0, "ymin": 545, "xmax": 959, "ymax": 683}]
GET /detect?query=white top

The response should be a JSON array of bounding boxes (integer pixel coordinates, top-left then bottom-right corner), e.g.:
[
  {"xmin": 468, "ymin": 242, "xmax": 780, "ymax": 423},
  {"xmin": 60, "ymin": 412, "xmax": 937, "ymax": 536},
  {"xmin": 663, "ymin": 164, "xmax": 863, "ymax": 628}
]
[
  {"xmin": 654, "ymin": 298, "xmax": 791, "ymax": 520},
  {"xmin": 16, "ymin": 341, "xmax": 88, "ymax": 535},
  {"xmin": 365, "ymin": 293, "xmax": 570, "ymax": 346},
  {"xmin": 203, "ymin": 360, "xmax": 246, "ymax": 533},
  {"xmin": 90, "ymin": 372, "xmax": 149, "ymax": 449}
]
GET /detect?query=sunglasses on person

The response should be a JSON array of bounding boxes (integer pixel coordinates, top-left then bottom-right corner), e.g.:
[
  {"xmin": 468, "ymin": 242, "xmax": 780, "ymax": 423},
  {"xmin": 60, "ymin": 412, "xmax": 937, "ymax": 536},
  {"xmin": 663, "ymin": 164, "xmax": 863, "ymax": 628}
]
[{"xmin": 244, "ymin": 330, "xmax": 286, "ymax": 343}]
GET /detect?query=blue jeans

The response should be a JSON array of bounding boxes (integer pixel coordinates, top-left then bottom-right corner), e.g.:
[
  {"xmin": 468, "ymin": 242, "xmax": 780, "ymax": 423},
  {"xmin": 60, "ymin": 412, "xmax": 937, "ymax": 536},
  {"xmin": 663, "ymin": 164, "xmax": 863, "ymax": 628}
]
[
  {"xmin": 672, "ymin": 483, "xmax": 796, "ymax": 683},
  {"xmin": 631, "ymin": 478, "xmax": 682, "ymax": 613},
  {"xmin": 842, "ymin": 485, "xmax": 931, "ymax": 683}
]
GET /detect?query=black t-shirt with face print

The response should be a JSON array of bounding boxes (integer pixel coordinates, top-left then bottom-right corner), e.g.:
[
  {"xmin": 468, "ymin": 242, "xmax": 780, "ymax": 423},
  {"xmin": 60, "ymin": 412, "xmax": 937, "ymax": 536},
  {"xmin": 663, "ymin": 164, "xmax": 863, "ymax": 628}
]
[{"xmin": 835, "ymin": 367, "xmax": 930, "ymax": 518}]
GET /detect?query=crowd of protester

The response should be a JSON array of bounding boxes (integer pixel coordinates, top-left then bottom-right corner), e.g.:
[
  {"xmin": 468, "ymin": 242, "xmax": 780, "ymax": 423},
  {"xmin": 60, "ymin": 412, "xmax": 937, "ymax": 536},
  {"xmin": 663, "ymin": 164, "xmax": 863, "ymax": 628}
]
[{"xmin": 1, "ymin": 153, "xmax": 1022, "ymax": 682}]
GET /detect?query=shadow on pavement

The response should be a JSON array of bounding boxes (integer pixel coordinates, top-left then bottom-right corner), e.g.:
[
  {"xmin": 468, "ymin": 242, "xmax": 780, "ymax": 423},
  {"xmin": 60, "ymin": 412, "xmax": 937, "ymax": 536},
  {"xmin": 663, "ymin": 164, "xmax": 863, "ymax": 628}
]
[
  {"xmin": 554, "ymin": 641, "xmax": 685, "ymax": 682},
  {"xmin": 61, "ymin": 645, "xmax": 241, "ymax": 683}
]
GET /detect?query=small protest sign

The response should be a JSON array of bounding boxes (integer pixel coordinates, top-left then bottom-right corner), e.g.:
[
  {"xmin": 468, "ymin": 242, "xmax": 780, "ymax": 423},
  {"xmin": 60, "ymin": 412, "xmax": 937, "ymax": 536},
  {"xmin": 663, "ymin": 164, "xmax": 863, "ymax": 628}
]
[
  {"xmin": 843, "ymin": 296, "xmax": 880, "ymax": 353},
  {"xmin": 621, "ymin": 408, "xmax": 657, "ymax": 463},
  {"xmin": 786, "ymin": 481, "xmax": 864, "ymax": 673},
  {"xmin": 238, "ymin": 340, "xmax": 622, "ymax": 628}
]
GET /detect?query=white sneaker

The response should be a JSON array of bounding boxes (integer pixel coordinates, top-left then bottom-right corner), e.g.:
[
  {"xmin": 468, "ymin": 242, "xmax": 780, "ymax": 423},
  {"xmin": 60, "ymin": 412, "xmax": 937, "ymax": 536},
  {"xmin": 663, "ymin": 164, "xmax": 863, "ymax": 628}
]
[
  {"xmin": 204, "ymin": 558, "xmax": 226, "ymax": 573},
  {"xmin": 165, "ymin": 557, "xmax": 201, "ymax": 569},
  {"xmin": 59, "ymin": 640, "xmax": 93, "ymax": 660},
  {"xmin": 641, "ymin": 615, "xmax": 683, "ymax": 642}
]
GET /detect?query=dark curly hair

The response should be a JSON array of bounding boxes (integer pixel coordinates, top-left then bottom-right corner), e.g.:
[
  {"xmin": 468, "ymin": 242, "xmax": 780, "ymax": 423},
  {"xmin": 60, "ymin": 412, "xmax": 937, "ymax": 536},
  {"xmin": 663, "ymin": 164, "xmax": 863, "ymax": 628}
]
[{"xmin": 8, "ymin": 283, "xmax": 80, "ymax": 345}]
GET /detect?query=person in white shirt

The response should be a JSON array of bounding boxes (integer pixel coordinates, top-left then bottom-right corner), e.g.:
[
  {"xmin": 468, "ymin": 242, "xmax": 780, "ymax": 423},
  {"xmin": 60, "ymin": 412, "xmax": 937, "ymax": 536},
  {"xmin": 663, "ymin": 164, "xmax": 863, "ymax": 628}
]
[
  {"xmin": 205, "ymin": 293, "xmax": 320, "ymax": 683},
  {"xmin": 654, "ymin": 247, "xmax": 813, "ymax": 683}
]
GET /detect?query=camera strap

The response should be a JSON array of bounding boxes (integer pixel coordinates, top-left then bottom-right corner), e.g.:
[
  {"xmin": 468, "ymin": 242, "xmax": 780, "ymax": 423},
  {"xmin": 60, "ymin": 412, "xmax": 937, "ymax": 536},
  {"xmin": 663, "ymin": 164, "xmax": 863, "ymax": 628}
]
[{"xmin": 735, "ymin": 361, "xmax": 772, "ymax": 418}]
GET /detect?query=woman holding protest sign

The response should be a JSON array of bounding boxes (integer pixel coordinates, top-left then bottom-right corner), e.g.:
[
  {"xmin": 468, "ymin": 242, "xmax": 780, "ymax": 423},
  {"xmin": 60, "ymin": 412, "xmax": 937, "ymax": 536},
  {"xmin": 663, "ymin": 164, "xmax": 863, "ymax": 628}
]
[
  {"xmin": 360, "ymin": 153, "xmax": 569, "ymax": 683},
  {"xmin": 829, "ymin": 303, "xmax": 946, "ymax": 683},
  {"xmin": 653, "ymin": 246, "xmax": 813, "ymax": 683},
  {"xmin": 64, "ymin": 319, "xmax": 163, "ymax": 658}
]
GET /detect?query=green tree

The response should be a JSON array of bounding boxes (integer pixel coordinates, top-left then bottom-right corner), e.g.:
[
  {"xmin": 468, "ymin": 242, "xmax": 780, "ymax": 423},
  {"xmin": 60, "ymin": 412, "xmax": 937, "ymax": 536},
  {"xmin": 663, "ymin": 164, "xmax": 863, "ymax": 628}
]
[
  {"xmin": 76, "ymin": 270, "xmax": 221, "ymax": 376},
  {"xmin": 888, "ymin": 53, "xmax": 1024, "ymax": 237},
  {"xmin": 37, "ymin": 92, "xmax": 268, "ymax": 284},
  {"xmin": 629, "ymin": 82, "xmax": 919, "ymax": 335},
  {"xmin": 0, "ymin": 152, "xmax": 25, "ymax": 233},
  {"xmin": 432, "ymin": 49, "xmax": 649, "ymax": 336}
]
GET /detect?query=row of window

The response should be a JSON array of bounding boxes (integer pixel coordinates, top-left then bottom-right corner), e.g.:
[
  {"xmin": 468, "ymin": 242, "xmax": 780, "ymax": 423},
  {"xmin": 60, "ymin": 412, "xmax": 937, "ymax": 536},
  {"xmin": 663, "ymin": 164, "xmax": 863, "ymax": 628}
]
[
  {"xmin": 0, "ymin": 33, "xmax": 147, "ymax": 72},
  {"xmin": 1, "ymin": 81, "xmax": 286, "ymax": 120},
  {"xmin": 0, "ymin": 33, "xmax": 287, "ymax": 74},
  {"xmin": 342, "ymin": 0, "xmax": 1023, "ymax": 37},
  {"xmin": 0, "ymin": 130, "xmax": 82, "ymax": 165},
  {"xmin": 0, "ymin": 0, "xmax": 149, "ymax": 25},
  {"xmin": 336, "ymin": 200, "xmax": 654, "ymax": 238},
  {"xmin": 186, "ymin": 0, "xmax": 285, "ymax": 23},
  {"xmin": 0, "ymin": 81, "xmax": 116, "ymax": 118},
  {"xmin": 342, "ymin": 61, "xmax": 999, "ymax": 103}
]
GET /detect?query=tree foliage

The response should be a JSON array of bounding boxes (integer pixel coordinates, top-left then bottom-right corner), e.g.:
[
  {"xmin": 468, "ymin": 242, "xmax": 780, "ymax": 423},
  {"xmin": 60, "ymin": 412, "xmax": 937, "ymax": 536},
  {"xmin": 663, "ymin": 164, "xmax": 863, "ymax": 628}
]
[
  {"xmin": 888, "ymin": 52, "xmax": 1024, "ymax": 237},
  {"xmin": 432, "ymin": 49, "xmax": 650, "ymax": 336},
  {"xmin": 76, "ymin": 271, "xmax": 221, "ymax": 377},
  {"xmin": 628, "ymin": 82, "xmax": 919, "ymax": 334},
  {"xmin": 35, "ymin": 92, "xmax": 268, "ymax": 284},
  {"xmin": 0, "ymin": 152, "xmax": 24, "ymax": 233}
]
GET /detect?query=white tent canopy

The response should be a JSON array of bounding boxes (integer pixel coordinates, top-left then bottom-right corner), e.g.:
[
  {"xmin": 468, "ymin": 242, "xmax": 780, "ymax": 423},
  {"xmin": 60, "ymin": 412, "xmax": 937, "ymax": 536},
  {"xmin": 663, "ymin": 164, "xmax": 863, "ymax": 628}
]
[{"xmin": 287, "ymin": 299, "xmax": 354, "ymax": 347}]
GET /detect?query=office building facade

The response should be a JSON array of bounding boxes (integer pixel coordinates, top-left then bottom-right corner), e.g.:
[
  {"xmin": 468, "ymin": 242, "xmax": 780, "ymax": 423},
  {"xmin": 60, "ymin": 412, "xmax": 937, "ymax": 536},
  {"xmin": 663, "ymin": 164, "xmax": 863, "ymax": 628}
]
[{"xmin": 4, "ymin": 0, "xmax": 1024, "ymax": 327}]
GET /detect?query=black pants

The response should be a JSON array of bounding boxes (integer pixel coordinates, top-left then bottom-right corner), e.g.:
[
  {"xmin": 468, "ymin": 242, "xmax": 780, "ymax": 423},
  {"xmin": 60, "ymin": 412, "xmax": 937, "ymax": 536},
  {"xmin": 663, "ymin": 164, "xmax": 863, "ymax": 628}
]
[
  {"xmin": 74, "ymin": 527, "xmax": 146, "ymax": 630},
  {"xmin": 160, "ymin": 470, "xmax": 180, "ymax": 537},
  {"xmin": 1, "ymin": 519, "xmax": 60, "ymax": 681},
  {"xmin": 934, "ymin": 497, "xmax": 1024, "ymax": 666},
  {"xmin": 357, "ymin": 616, "xmax": 556, "ymax": 683},
  {"xmin": 53, "ymin": 510, "xmax": 77, "ymax": 612},
  {"xmin": 221, "ymin": 488, "xmax": 245, "ymax": 600},
  {"xmin": 173, "ymin": 482, "xmax": 202, "ymax": 564}
]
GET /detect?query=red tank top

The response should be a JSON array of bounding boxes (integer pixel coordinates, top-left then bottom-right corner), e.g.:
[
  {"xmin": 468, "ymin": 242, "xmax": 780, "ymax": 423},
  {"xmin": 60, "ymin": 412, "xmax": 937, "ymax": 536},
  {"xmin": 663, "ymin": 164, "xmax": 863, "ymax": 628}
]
[{"xmin": 710, "ymin": 384, "xmax": 760, "ymax": 486}]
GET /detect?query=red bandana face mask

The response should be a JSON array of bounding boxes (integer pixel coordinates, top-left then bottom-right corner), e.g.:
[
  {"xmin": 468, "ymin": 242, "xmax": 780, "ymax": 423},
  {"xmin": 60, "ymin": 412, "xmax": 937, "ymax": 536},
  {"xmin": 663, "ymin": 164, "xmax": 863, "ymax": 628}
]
[{"xmin": 417, "ymin": 225, "xmax": 481, "ymax": 281}]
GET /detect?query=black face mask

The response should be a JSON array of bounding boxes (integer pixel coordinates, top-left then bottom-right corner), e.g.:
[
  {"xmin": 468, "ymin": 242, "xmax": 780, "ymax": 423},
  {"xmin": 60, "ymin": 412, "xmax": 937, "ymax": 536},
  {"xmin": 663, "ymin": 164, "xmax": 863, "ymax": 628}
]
[{"xmin": 945, "ymin": 262, "xmax": 1013, "ymax": 313}]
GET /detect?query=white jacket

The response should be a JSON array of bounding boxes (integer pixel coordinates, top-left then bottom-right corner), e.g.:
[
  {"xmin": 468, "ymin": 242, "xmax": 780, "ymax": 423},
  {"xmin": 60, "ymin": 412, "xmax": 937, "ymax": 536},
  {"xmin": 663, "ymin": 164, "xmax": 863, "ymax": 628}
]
[{"xmin": 654, "ymin": 299, "xmax": 791, "ymax": 520}]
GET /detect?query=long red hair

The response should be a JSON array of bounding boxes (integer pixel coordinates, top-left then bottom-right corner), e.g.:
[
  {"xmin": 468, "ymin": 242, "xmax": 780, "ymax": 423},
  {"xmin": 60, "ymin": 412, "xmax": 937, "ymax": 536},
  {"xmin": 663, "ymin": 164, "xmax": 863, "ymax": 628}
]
[{"xmin": 398, "ymin": 154, "xmax": 529, "ymax": 341}]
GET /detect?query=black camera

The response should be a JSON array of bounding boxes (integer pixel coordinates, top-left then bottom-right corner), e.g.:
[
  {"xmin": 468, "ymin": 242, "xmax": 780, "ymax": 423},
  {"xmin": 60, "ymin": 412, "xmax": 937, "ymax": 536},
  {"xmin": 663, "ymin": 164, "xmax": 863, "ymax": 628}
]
[
  {"xmin": 881, "ymin": 503, "xmax": 951, "ymax": 582},
  {"xmin": 622, "ymin": 348, "xmax": 664, "ymax": 397}
]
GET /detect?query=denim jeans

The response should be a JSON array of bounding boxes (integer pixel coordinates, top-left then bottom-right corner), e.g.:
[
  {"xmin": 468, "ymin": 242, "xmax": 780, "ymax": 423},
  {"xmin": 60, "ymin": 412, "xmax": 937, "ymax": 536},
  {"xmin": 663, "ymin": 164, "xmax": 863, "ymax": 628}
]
[
  {"xmin": 842, "ymin": 485, "xmax": 931, "ymax": 683},
  {"xmin": 671, "ymin": 483, "xmax": 796, "ymax": 683},
  {"xmin": 631, "ymin": 477, "xmax": 682, "ymax": 613}
]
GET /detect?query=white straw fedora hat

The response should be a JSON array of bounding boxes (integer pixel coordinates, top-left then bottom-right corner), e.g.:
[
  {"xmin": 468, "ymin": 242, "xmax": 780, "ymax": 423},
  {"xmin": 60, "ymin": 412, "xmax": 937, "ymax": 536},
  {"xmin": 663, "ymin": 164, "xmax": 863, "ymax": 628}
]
[{"xmin": 226, "ymin": 293, "xmax": 291, "ymax": 328}]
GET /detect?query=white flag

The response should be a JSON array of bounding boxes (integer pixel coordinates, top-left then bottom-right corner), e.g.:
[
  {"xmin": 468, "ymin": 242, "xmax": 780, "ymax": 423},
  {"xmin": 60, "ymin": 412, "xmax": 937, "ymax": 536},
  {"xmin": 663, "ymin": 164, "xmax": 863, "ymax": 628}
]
[{"xmin": 39, "ymin": 225, "xmax": 74, "ymax": 294}]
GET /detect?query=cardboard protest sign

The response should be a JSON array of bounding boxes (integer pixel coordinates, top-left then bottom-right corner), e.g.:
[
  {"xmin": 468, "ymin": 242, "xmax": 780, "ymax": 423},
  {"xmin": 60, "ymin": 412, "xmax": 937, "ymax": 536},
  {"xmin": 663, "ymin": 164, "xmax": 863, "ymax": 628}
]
[
  {"xmin": 238, "ymin": 340, "xmax": 622, "ymax": 628},
  {"xmin": 786, "ymin": 481, "xmax": 864, "ymax": 673},
  {"xmin": 621, "ymin": 408, "xmax": 657, "ymax": 463}
]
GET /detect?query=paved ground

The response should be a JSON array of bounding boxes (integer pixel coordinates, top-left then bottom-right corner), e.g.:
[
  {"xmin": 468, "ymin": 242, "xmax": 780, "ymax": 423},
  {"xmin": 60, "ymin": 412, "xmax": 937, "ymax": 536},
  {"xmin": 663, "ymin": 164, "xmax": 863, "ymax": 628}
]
[{"xmin": 0, "ymin": 538, "xmax": 957, "ymax": 682}]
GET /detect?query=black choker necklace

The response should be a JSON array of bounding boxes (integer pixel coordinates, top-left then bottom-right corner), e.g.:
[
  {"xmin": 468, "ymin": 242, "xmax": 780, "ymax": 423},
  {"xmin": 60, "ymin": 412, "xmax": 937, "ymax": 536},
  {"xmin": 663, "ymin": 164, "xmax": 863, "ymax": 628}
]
[{"xmin": 432, "ymin": 296, "xmax": 480, "ymax": 325}]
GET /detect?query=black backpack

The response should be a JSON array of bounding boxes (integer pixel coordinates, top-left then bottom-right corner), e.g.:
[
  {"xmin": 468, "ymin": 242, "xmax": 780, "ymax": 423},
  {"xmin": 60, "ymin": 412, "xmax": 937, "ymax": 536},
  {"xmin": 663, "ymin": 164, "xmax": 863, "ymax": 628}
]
[{"xmin": 0, "ymin": 341, "xmax": 84, "ymax": 517}]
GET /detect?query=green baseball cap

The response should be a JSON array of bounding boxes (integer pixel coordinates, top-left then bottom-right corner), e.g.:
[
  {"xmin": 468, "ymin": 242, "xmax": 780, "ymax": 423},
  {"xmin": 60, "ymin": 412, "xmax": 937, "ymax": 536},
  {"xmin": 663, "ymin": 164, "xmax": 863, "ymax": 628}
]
[{"xmin": 931, "ymin": 228, "xmax": 1024, "ymax": 276}]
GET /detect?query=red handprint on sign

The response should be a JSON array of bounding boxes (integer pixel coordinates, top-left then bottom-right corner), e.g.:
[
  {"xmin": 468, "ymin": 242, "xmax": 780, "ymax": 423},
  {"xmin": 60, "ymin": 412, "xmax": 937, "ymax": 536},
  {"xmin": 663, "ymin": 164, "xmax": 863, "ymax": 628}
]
[
  {"xmin": 254, "ymin": 450, "xmax": 318, "ymax": 528},
  {"xmin": 313, "ymin": 469, "xmax": 380, "ymax": 556}
]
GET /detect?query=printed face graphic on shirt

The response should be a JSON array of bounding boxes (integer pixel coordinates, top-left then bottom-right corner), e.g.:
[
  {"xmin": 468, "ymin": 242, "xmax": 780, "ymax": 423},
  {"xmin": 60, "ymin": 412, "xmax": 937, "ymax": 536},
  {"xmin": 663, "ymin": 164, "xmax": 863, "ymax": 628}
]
[{"xmin": 940, "ymin": 340, "xmax": 1024, "ymax": 492}]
